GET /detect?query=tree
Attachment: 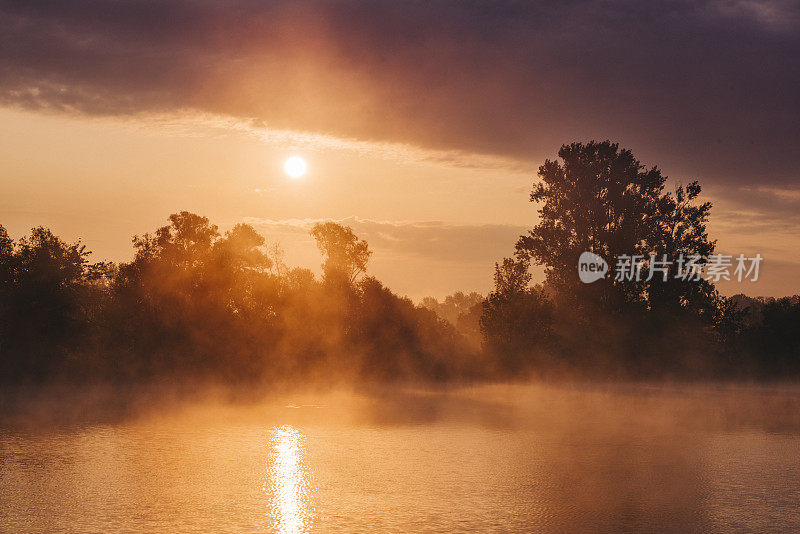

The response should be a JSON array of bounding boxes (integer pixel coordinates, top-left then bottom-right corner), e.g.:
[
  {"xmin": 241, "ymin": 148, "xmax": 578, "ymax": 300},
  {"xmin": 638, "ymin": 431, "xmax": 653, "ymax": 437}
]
[
  {"xmin": 108, "ymin": 212, "xmax": 278, "ymax": 379},
  {"xmin": 420, "ymin": 291, "xmax": 483, "ymax": 325},
  {"xmin": 479, "ymin": 258, "xmax": 553, "ymax": 371},
  {"xmin": 516, "ymin": 140, "xmax": 716, "ymax": 317},
  {"xmin": 211, "ymin": 224, "xmax": 271, "ymax": 272},
  {"xmin": 737, "ymin": 296, "xmax": 800, "ymax": 377},
  {"xmin": 350, "ymin": 276, "xmax": 463, "ymax": 381},
  {"xmin": 310, "ymin": 222, "xmax": 372, "ymax": 283},
  {"xmin": 0, "ymin": 225, "xmax": 12, "ymax": 281},
  {"xmin": 647, "ymin": 181, "xmax": 717, "ymax": 320},
  {"xmin": 0, "ymin": 226, "xmax": 103, "ymax": 380},
  {"xmin": 132, "ymin": 211, "xmax": 220, "ymax": 268}
]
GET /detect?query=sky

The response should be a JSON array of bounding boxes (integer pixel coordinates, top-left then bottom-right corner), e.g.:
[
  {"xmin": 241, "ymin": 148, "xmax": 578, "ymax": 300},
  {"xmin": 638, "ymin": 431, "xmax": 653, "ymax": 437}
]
[{"xmin": 1, "ymin": 0, "xmax": 798, "ymax": 299}]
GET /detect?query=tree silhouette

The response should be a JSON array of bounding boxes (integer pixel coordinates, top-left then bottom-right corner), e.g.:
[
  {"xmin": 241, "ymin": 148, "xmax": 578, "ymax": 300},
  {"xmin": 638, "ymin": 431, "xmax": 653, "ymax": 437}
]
[
  {"xmin": 0, "ymin": 225, "xmax": 12, "ymax": 288},
  {"xmin": 310, "ymin": 222, "xmax": 372, "ymax": 283},
  {"xmin": 479, "ymin": 257, "xmax": 553, "ymax": 371},
  {"xmin": 1, "ymin": 202, "xmax": 796, "ymax": 384},
  {"xmin": 516, "ymin": 141, "xmax": 716, "ymax": 317},
  {"xmin": 647, "ymin": 182, "xmax": 717, "ymax": 320},
  {"xmin": 0, "ymin": 226, "xmax": 104, "ymax": 380},
  {"xmin": 420, "ymin": 291, "xmax": 483, "ymax": 325}
]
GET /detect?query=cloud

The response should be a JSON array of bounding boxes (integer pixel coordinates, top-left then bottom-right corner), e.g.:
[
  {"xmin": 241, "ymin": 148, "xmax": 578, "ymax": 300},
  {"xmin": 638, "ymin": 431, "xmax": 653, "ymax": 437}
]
[
  {"xmin": 710, "ymin": 184, "xmax": 800, "ymax": 237},
  {"xmin": 241, "ymin": 211, "xmax": 799, "ymax": 298},
  {"xmin": 1, "ymin": 0, "xmax": 799, "ymax": 186},
  {"xmin": 242, "ymin": 216, "xmax": 530, "ymax": 298},
  {"xmin": 244, "ymin": 216, "xmax": 528, "ymax": 265},
  {"xmin": 698, "ymin": 182, "xmax": 800, "ymax": 295},
  {"xmin": 148, "ymin": 112, "xmax": 527, "ymax": 171},
  {"xmin": 709, "ymin": 0, "xmax": 800, "ymax": 32}
]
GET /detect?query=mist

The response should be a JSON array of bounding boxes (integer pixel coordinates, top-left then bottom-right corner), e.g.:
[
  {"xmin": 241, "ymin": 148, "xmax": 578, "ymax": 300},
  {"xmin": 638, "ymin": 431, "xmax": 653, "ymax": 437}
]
[
  {"xmin": 3, "ymin": 0, "xmax": 800, "ymax": 528},
  {"xmin": 3, "ymin": 381, "xmax": 800, "ymax": 532}
]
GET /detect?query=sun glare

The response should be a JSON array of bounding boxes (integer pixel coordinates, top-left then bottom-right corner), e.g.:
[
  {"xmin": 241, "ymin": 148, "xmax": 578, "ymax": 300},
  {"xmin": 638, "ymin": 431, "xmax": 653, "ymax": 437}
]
[
  {"xmin": 284, "ymin": 156, "xmax": 307, "ymax": 178},
  {"xmin": 266, "ymin": 425, "xmax": 312, "ymax": 533}
]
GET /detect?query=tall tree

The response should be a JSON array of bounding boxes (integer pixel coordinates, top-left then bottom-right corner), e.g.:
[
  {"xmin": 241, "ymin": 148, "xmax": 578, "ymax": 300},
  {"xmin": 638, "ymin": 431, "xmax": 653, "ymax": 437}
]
[
  {"xmin": 310, "ymin": 222, "xmax": 372, "ymax": 283},
  {"xmin": 647, "ymin": 182, "xmax": 717, "ymax": 320},
  {"xmin": 516, "ymin": 141, "xmax": 715, "ymax": 316}
]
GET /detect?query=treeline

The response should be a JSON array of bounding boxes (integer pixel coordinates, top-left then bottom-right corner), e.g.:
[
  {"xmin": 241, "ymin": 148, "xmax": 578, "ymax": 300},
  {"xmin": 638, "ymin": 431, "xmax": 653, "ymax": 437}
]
[
  {"xmin": 421, "ymin": 289, "xmax": 800, "ymax": 380},
  {"xmin": 424, "ymin": 141, "xmax": 799, "ymax": 380},
  {"xmin": 0, "ymin": 215, "xmax": 475, "ymax": 384},
  {"xmin": 722, "ymin": 294, "xmax": 800, "ymax": 377},
  {"xmin": 2, "ymin": 141, "xmax": 799, "ymax": 384},
  {"xmin": 420, "ymin": 292, "xmax": 483, "ymax": 348}
]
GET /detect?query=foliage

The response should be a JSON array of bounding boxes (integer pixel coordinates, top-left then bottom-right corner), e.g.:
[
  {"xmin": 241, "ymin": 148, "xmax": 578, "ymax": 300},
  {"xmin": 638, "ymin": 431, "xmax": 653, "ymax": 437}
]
[
  {"xmin": 310, "ymin": 222, "xmax": 372, "ymax": 283},
  {"xmin": 1, "ymin": 143, "xmax": 797, "ymax": 383},
  {"xmin": 515, "ymin": 141, "xmax": 717, "ymax": 319},
  {"xmin": 0, "ymin": 216, "xmax": 472, "ymax": 384},
  {"xmin": 0, "ymin": 226, "xmax": 109, "ymax": 379},
  {"xmin": 480, "ymin": 258, "xmax": 554, "ymax": 373},
  {"xmin": 481, "ymin": 140, "xmax": 790, "ymax": 377}
]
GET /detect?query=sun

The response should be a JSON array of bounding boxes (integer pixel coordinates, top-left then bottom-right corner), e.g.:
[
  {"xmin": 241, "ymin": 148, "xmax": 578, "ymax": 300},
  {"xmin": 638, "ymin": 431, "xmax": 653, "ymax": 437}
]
[{"xmin": 284, "ymin": 156, "xmax": 307, "ymax": 178}]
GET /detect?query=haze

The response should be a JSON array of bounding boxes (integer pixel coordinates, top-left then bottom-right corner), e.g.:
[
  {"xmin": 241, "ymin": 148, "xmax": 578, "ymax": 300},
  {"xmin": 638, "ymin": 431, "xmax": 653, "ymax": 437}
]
[{"xmin": 1, "ymin": 0, "xmax": 798, "ymax": 298}]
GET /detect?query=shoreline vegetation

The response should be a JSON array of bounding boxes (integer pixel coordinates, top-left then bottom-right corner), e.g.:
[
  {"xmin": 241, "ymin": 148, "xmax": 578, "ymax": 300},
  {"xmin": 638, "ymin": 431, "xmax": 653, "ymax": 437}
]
[{"xmin": 1, "ymin": 142, "xmax": 798, "ymax": 390}]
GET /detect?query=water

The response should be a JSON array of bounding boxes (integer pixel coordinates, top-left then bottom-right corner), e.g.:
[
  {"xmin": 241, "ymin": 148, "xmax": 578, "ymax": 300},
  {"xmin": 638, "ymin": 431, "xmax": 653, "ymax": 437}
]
[{"xmin": 2, "ymin": 383, "xmax": 800, "ymax": 532}]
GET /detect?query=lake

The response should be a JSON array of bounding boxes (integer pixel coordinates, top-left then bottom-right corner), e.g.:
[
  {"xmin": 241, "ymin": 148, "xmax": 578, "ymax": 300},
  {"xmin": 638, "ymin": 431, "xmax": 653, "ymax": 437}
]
[{"xmin": 2, "ymin": 383, "xmax": 800, "ymax": 532}]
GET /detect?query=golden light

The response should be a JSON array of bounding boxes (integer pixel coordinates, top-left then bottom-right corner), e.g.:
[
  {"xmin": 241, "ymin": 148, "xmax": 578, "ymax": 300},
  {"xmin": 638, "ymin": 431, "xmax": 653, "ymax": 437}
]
[
  {"xmin": 284, "ymin": 156, "xmax": 307, "ymax": 178},
  {"xmin": 266, "ymin": 425, "xmax": 312, "ymax": 533}
]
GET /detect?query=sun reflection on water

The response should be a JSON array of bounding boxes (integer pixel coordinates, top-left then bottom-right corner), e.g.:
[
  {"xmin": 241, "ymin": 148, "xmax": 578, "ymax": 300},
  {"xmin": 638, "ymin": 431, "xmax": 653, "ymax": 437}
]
[{"xmin": 265, "ymin": 425, "xmax": 313, "ymax": 533}]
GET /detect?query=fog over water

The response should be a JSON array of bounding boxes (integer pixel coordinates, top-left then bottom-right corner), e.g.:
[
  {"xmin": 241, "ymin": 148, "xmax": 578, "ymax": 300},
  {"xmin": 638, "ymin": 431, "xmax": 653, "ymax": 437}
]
[{"xmin": 2, "ymin": 382, "xmax": 800, "ymax": 533}]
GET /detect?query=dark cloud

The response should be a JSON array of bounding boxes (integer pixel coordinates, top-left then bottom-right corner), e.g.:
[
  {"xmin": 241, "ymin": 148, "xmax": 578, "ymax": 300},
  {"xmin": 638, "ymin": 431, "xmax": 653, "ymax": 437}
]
[{"xmin": 1, "ymin": 0, "xmax": 799, "ymax": 186}]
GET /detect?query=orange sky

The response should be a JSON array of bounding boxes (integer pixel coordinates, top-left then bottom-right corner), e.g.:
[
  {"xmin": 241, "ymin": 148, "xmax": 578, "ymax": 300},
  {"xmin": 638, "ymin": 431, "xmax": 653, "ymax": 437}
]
[
  {"xmin": 1, "ymin": 1, "xmax": 799, "ymax": 298},
  {"xmin": 0, "ymin": 107, "xmax": 797, "ymax": 299}
]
